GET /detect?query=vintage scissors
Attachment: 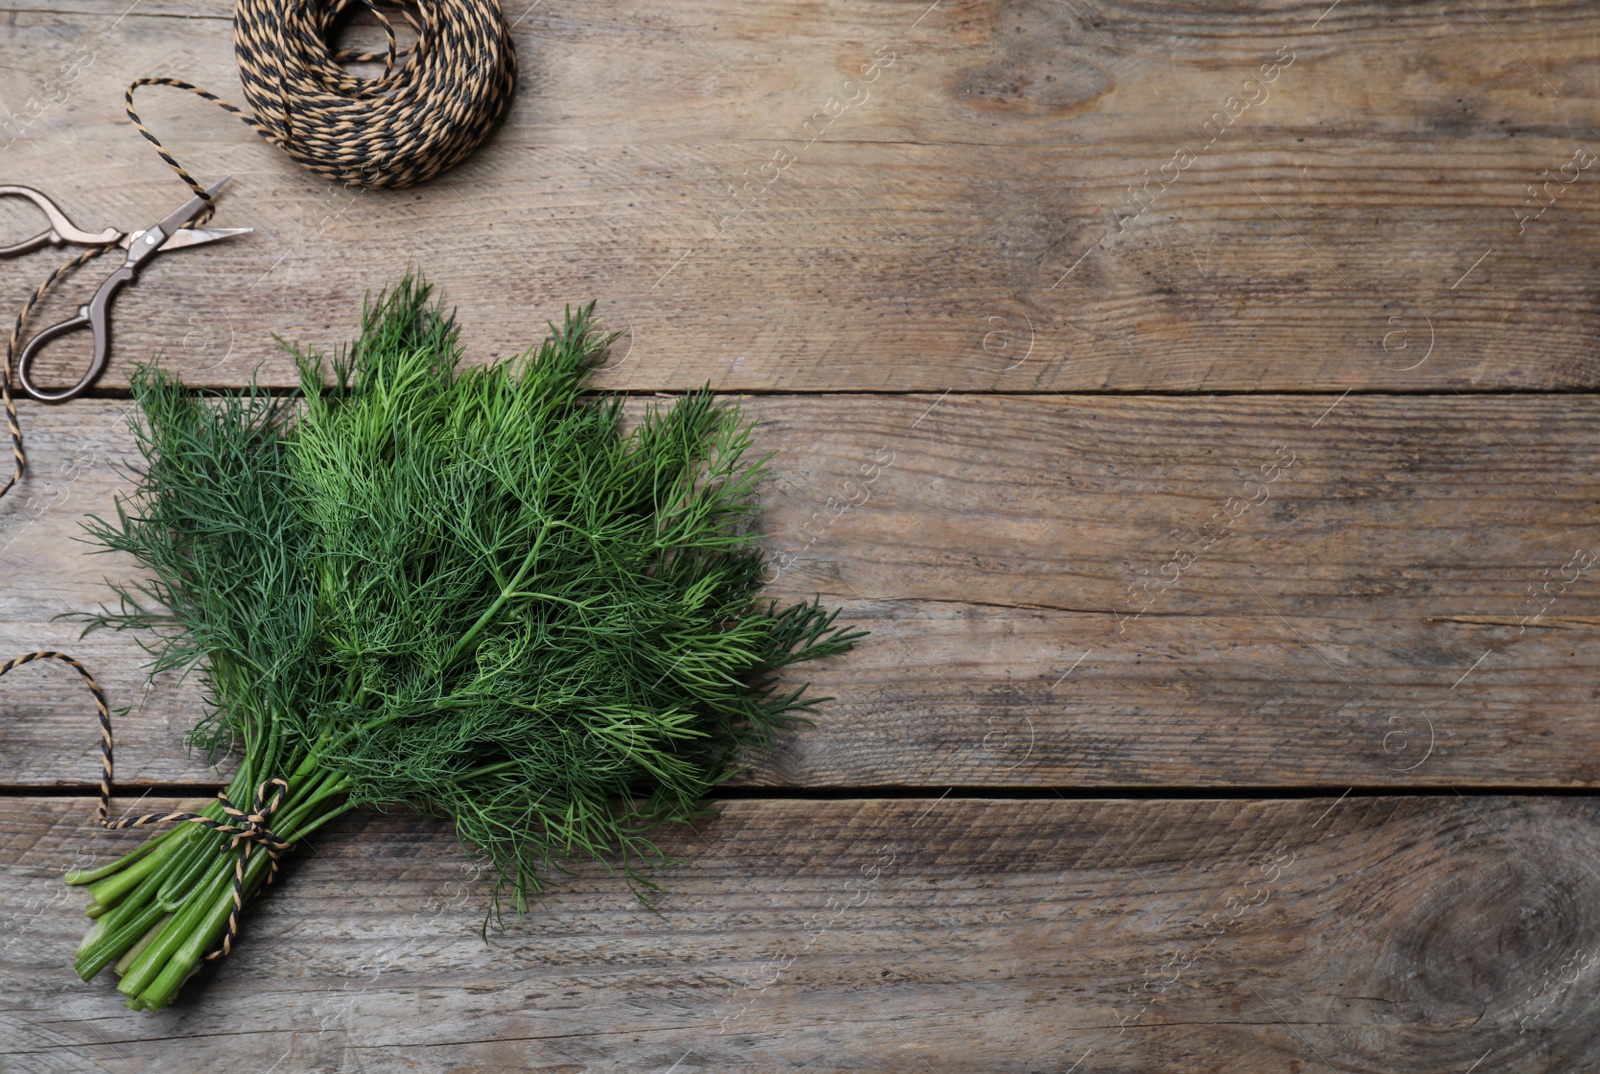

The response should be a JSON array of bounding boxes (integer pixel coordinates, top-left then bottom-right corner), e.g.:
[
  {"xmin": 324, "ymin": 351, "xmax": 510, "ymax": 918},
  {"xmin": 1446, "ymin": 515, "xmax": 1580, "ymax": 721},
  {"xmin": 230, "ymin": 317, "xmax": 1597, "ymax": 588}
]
[{"xmin": 0, "ymin": 177, "xmax": 250, "ymax": 402}]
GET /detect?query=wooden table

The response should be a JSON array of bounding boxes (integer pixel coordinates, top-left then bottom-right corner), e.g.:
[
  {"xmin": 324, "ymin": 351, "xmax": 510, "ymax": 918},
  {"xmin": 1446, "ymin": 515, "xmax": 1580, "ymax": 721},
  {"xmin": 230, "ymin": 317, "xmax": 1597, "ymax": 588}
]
[{"xmin": 3, "ymin": 1, "xmax": 1599, "ymax": 1069}]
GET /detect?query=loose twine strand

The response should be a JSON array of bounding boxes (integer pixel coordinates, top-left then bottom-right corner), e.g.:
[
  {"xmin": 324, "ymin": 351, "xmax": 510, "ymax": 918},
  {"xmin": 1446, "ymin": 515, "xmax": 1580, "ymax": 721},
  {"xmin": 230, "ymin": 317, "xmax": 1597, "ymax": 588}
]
[
  {"xmin": 0, "ymin": 653, "xmax": 293, "ymax": 961},
  {"xmin": 0, "ymin": 0, "xmax": 512, "ymax": 961},
  {"xmin": 1, "ymin": 244, "xmax": 118, "ymax": 501}
]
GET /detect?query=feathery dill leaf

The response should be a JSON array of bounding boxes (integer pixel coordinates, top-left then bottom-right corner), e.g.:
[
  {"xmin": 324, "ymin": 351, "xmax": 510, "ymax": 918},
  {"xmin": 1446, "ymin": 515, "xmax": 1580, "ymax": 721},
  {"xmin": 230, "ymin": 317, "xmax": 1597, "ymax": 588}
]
[{"xmin": 67, "ymin": 275, "xmax": 864, "ymax": 1008}]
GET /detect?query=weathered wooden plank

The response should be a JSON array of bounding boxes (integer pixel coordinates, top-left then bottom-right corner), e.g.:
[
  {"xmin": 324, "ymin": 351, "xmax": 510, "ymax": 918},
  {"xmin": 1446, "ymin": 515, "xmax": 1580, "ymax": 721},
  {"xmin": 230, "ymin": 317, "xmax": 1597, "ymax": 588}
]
[
  {"xmin": 1, "ymin": 393, "xmax": 1597, "ymax": 789},
  {"xmin": 2, "ymin": 1, "xmax": 1600, "ymax": 391},
  {"xmin": 3, "ymin": 794, "xmax": 1597, "ymax": 1072}
]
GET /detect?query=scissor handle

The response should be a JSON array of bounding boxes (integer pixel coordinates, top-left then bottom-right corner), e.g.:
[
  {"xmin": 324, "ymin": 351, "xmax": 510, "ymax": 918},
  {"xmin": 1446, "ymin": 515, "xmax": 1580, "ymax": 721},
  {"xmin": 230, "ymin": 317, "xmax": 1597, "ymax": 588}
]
[
  {"xmin": 0, "ymin": 185, "xmax": 122, "ymax": 258},
  {"xmin": 0, "ymin": 231, "xmax": 56, "ymax": 259},
  {"xmin": 15, "ymin": 265, "xmax": 134, "ymax": 403}
]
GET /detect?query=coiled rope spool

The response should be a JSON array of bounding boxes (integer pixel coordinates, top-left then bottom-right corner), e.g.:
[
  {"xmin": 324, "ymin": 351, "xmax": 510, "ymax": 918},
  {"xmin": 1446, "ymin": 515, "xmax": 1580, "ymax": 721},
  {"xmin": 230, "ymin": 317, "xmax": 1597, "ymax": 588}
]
[{"xmin": 129, "ymin": 0, "xmax": 518, "ymax": 219}]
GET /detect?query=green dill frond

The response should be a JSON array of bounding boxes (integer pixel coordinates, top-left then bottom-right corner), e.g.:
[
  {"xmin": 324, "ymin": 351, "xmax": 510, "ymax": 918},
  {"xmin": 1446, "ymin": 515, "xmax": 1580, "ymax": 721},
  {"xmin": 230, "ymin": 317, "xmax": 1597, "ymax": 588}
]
[{"xmin": 76, "ymin": 274, "xmax": 866, "ymax": 937}]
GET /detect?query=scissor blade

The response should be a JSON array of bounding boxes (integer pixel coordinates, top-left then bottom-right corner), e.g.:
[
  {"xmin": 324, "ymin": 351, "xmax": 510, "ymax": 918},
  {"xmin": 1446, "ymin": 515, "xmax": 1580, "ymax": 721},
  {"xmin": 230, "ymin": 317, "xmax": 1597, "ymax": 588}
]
[
  {"xmin": 151, "ymin": 226, "xmax": 252, "ymax": 252},
  {"xmin": 152, "ymin": 175, "xmax": 233, "ymax": 238}
]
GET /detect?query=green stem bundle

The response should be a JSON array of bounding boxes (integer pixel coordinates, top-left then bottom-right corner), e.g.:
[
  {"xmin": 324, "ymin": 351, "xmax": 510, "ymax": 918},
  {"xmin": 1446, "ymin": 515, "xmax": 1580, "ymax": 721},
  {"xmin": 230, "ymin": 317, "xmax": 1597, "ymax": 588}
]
[
  {"xmin": 68, "ymin": 738, "xmax": 356, "ymax": 1009},
  {"xmin": 66, "ymin": 277, "xmax": 864, "ymax": 1008}
]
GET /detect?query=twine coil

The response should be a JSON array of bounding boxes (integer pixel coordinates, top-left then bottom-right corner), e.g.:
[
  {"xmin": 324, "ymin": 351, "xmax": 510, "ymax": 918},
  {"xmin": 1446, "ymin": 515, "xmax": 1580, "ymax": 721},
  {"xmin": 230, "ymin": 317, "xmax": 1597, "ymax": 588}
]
[{"xmin": 131, "ymin": 0, "xmax": 519, "ymax": 222}]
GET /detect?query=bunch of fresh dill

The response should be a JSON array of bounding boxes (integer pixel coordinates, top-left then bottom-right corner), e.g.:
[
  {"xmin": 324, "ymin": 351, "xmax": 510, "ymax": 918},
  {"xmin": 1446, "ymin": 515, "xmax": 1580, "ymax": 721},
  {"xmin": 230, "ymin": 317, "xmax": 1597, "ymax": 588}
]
[{"xmin": 64, "ymin": 277, "xmax": 863, "ymax": 1010}]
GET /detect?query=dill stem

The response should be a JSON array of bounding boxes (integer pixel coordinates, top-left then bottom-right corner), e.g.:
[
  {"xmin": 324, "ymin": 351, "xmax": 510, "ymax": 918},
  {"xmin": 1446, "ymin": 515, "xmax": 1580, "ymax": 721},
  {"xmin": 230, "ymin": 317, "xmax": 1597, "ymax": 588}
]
[
  {"xmin": 286, "ymin": 771, "xmax": 354, "ymax": 821},
  {"xmin": 75, "ymin": 900, "xmax": 167, "ymax": 981},
  {"xmin": 113, "ymin": 765, "xmax": 356, "ymax": 1010},
  {"xmin": 84, "ymin": 775, "xmax": 242, "ymax": 910},
  {"xmin": 136, "ymin": 849, "xmax": 274, "ymax": 1009},
  {"xmin": 443, "ymin": 521, "xmax": 551, "ymax": 667},
  {"xmin": 116, "ymin": 853, "xmax": 233, "ymax": 1001},
  {"xmin": 452, "ymin": 757, "xmax": 522, "ymax": 783},
  {"xmin": 113, "ymin": 912, "xmax": 173, "ymax": 976},
  {"xmin": 83, "ymin": 837, "xmax": 184, "ymax": 910},
  {"xmin": 148, "ymin": 783, "xmax": 355, "ymax": 1010},
  {"xmin": 75, "ymin": 835, "xmax": 194, "ymax": 972},
  {"xmin": 149, "ymin": 773, "xmax": 262, "ymax": 912},
  {"xmin": 73, "ymin": 749, "xmax": 352, "ymax": 995},
  {"xmin": 76, "ymin": 808, "xmax": 235, "ymax": 978},
  {"xmin": 64, "ymin": 822, "xmax": 186, "ymax": 886}
]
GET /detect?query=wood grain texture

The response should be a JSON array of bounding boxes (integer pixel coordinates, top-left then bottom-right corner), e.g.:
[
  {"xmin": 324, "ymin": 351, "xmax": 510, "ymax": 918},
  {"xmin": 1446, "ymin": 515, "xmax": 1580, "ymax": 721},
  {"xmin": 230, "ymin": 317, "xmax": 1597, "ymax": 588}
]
[
  {"xmin": 1, "ymin": 394, "xmax": 1597, "ymax": 790},
  {"xmin": 3, "ymin": 1, "xmax": 1599, "ymax": 1064},
  {"xmin": 5, "ymin": 793, "xmax": 1600, "ymax": 1073},
  {"xmin": 1, "ymin": 0, "xmax": 1600, "ymax": 391}
]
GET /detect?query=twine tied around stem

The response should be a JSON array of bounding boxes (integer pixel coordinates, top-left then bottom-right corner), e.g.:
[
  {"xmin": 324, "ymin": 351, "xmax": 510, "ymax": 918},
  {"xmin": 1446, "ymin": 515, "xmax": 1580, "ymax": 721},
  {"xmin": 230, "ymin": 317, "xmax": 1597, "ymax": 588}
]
[{"xmin": 0, "ymin": 650, "xmax": 294, "ymax": 961}]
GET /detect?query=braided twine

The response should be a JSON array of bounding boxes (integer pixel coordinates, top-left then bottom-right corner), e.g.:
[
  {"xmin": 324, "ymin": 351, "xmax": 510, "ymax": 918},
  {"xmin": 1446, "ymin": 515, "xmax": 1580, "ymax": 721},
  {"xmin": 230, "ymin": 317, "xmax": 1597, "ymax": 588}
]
[{"xmin": 130, "ymin": 0, "xmax": 519, "ymax": 224}]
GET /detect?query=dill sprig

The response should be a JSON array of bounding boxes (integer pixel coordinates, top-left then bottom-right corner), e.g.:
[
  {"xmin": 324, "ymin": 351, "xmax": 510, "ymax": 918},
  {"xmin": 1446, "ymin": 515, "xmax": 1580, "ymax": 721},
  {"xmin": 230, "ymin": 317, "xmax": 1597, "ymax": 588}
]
[{"xmin": 66, "ymin": 276, "xmax": 864, "ymax": 1009}]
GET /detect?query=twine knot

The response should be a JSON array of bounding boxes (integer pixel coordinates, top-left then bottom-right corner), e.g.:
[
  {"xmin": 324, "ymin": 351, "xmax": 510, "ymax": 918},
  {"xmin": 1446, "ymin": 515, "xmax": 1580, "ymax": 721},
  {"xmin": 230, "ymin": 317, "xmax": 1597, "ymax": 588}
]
[
  {"xmin": 216, "ymin": 778, "xmax": 295, "ymax": 857},
  {"xmin": 190, "ymin": 778, "xmax": 297, "ymax": 960}
]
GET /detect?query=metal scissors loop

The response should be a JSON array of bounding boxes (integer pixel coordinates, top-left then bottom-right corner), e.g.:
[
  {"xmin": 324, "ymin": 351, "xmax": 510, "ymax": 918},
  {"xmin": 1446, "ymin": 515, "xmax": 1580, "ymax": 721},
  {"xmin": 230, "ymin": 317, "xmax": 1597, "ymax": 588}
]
[
  {"xmin": 0, "ymin": 185, "xmax": 123, "ymax": 257},
  {"xmin": 1, "ymin": 178, "xmax": 251, "ymax": 402}
]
